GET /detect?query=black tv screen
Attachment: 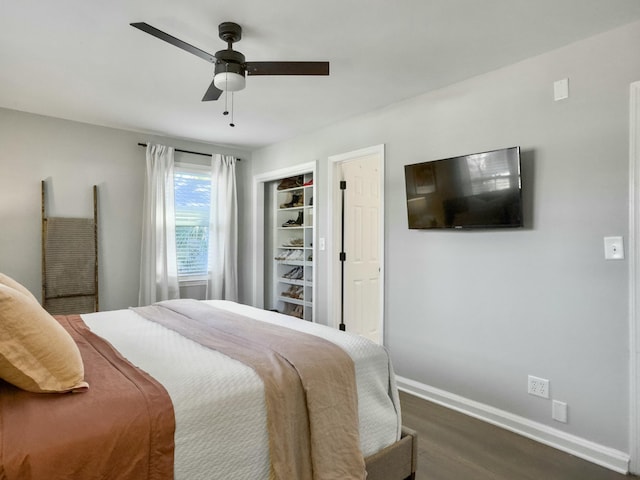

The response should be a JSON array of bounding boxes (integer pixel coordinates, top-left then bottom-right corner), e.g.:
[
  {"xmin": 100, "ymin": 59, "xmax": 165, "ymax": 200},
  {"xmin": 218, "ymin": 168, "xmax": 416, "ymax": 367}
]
[{"xmin": 404, "ymin": 147, "xmax": 523, "ymax": 229}]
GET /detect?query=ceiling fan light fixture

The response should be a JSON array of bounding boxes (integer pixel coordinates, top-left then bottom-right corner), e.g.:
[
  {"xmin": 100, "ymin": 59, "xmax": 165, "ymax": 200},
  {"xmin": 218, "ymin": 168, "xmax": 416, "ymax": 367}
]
[{"xmin": 214, "ymin": 71, "xmax": 246, "ymax": 92}]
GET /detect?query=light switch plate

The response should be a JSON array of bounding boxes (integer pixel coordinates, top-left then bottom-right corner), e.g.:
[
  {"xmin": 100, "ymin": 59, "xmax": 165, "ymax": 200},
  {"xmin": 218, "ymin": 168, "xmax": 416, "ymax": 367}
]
[
  {"xmin": 604, "ymin": 236, "xmax": 624, "ymax": 260},
  {"xmin": 554, "ymin": 78, "xmax": 569, "ymax": 101}
]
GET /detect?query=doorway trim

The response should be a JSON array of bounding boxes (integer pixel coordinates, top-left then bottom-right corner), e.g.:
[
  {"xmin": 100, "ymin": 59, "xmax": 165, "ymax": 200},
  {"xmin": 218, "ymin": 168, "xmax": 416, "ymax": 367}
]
[
  {"xmin": 630, "ymin": 80, "xmax": 640, "ymax": 475},
  {"xmin": 327, "ymin": 144, "xmax": 385, "ymax": 341},
  {"xmin": 252, "ymin": 161, "xmax": 316, "ymax": 309}
]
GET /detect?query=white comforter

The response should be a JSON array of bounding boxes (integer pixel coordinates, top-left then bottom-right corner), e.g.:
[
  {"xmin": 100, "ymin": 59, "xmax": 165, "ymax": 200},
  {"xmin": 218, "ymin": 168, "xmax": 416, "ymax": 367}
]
[{"xmin": 82, "ymin": 300, "xmax": 401, "ymax": 480}]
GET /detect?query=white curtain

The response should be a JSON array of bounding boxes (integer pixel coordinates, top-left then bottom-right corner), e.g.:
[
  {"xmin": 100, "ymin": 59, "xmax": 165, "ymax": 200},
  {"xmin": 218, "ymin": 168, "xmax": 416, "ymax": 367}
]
[
  {"xmin": 138, "ymin": 144, "xmax": 180, "ymax": 306},
  {"xmin": 206, "ymin": 154, "xmax": 238, "ymax": 301}
]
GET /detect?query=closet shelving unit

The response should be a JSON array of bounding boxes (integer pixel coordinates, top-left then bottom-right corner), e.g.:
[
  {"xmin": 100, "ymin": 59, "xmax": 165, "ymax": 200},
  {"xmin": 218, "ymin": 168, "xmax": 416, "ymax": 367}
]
[{"xmin": 273, "ymin": 173, "xmax": 314, "ymax": 321}]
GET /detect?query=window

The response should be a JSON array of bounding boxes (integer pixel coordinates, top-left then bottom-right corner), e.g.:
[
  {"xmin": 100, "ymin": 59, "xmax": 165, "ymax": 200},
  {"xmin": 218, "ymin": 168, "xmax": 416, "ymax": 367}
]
[{"xmin": 173, "ymin": 163, "xmax": 211, "ymax": 278}]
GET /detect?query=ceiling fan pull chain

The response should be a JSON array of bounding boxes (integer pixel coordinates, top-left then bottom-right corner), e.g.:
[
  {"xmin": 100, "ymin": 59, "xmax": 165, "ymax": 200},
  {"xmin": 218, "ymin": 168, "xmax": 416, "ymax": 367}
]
[
  {"xmin": 230, "ymin": 92, "xmax": 235, "ymax": 127},
  {"xmin": 219, "ymin": 62, "xmax": 235, "ymax": 126},
  {"xmin": 223, "ymin": 63, "xmax": 230, "ymax": 116}
]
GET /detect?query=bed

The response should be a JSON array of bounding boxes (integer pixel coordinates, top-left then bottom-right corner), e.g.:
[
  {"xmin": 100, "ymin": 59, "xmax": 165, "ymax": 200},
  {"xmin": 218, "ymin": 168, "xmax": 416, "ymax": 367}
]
[{"xmin": 0, "ymin": 276, "xmax": 416, "ymax": 480}]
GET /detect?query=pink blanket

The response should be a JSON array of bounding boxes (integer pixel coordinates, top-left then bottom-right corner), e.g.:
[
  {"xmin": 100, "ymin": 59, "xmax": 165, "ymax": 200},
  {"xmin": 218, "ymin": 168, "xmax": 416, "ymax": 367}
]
[{"xmin": 0, "ymin": 315, "xmax": 175, "ymax": 480}]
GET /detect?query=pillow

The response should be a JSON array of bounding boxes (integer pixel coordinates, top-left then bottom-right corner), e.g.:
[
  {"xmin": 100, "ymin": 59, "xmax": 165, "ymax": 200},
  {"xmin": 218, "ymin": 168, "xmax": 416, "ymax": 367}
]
[
  {"xmin": 0, "ymin": 272, "xmax": 38, "ymax": 303},
  {"xmin": 0, "ymin": 284, "xmax": 88, "ymax": 393}
]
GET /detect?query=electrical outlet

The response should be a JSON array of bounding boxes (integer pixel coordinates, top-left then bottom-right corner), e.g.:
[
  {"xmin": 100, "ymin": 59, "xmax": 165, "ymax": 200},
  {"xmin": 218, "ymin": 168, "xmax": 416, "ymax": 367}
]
[{"xmin": 528, "ymin": 375, "xmax": 550, "ymax": 399}]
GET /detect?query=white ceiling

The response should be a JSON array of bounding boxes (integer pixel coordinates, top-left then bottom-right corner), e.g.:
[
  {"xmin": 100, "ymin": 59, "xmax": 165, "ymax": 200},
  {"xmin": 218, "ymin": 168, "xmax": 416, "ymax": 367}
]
[{"xmin": 2, "ymin": 0, "xmax": 640, "ymax": 150}]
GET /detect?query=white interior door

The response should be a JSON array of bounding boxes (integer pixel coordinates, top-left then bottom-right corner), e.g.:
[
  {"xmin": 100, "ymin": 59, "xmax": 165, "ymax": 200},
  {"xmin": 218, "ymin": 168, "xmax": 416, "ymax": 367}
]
[{"xmin": 330, "ymin": 145, "xmax": 384, "ymax": 344}]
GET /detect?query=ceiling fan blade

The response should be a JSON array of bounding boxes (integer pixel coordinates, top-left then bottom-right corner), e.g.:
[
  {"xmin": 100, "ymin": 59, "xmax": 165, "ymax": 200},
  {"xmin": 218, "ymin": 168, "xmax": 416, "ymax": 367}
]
[
  {"xmin": 246, "ymin": 61, "xmax": 329, "ymax": 76},
  {"xmin": 130, "ymin": 22, "xmax": 216, "ymax": 64},
  {"xmin": 202, "ymin": 79, "xmax": 223, "ymax": 101}
]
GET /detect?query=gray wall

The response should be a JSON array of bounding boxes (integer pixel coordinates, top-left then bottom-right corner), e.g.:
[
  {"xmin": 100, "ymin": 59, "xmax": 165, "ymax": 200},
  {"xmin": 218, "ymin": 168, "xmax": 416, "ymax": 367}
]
[
  {"xmin": 0, "ymin": 109, "xmax": 251, "ymax": 310},
  {"xmin": 247, "ymin": 21, "xmax": 640, "ymax": 452}
]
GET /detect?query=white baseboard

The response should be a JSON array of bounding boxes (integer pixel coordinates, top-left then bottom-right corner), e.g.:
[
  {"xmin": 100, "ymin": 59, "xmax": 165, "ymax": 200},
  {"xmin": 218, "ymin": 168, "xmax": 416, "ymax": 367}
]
[{"xmin": 396, "ymin": 376, "xmax": 630, "ymax": 474}]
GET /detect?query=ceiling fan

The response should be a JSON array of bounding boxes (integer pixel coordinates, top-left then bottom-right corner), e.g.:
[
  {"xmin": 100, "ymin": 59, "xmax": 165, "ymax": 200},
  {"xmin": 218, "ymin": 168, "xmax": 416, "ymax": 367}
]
[{"xmin": 130, "ymin": 21, "xmax": 329, "ymax": 124}]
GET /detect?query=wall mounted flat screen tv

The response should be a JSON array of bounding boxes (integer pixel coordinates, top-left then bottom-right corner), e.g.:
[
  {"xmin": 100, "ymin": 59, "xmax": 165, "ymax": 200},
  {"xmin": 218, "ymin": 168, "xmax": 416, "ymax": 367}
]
[{"xmin": 404, "ymin": 146, "xmax": 523, "ymax": 229}]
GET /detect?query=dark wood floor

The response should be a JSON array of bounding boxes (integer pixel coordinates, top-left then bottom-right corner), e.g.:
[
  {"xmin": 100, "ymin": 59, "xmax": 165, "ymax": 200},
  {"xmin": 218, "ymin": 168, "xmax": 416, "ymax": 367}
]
[{"xmin": 399, "ymin": 391, "xmax": 637, "ymax": 480}]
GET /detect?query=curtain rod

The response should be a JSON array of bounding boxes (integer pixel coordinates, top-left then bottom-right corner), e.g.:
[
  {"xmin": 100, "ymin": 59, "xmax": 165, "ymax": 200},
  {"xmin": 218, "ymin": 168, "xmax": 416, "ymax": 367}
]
[{"xmin": 137, "ymin": 143, "xmax": 241, "ymax": 160}]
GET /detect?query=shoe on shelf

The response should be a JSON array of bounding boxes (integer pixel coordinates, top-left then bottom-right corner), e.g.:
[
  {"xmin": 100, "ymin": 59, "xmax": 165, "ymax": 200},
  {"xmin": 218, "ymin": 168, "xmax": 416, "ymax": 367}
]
[
  {"xmin": 283, "ymin": 286, "xmax": 295, "ymax": 298},
  {"xmin": 277, "ymin": 249, "xmax": 303, "ymax": 261},
  {"xmin": 289, "ymin": 250, "xmax": 304, "ymax": 261},
  {"xmin": 282, "ymin": 238, "xmax": 304, "ymax": 247},
  {"xmin": 279, "ymin": 193, "xmax": 292, "ymax": 208},
  {"xmin": 280, "ymin": 193, "xmax": 302, "ymax": 209},
  {"xmin": 277, "ymin": 177, "xmax": 294, "ymax": 190},
  {"xmin": 282, "ymin": 285, "xmax": 303, "ymax": 299},
  {"xmin": 282, "ymin": 210, "xmax": 304, "ymax": 227},
  {"xmin": 284, "ymin": 303, "xmax": 303, "ymax": 319},
  {"xmin": 283, "ymin": 266, "xmax": 294, "ymax": 279},
  {"xmin": 274, "ymin": 250, "xmax": 289, "ymax": 261},
  {"xmin": 277, "ymin": 176, "xmax": 304, "ymax": 190},
  {"xmin": 289, "ymin": 266, "xmax": 303, "ymax": 278},
  {"xmin": 282, "ymin": 266, "xmax": 301, "ymax": 279},
  {"xmin": 281, "ymin": 285, "xmax": 295, "ymax": 297}
]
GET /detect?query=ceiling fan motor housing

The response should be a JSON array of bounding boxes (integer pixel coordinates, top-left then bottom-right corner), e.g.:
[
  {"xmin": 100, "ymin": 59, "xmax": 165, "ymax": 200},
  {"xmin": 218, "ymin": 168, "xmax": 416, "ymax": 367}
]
[{"xmin": 214, "ymin": 49, "xmax": 245, "ymax": 69}]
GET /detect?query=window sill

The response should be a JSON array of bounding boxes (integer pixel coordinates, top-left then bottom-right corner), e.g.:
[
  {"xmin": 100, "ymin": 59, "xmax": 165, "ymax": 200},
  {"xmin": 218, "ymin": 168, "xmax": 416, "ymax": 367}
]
[{"xmin": 178, "ymin": 276, "xmax": 208, "ymax": 287}]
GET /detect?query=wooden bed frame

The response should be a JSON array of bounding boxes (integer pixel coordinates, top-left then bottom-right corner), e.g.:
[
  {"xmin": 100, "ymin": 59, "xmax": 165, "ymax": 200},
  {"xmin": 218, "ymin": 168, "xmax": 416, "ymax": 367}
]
[{"xmin": 365, "ymin": 426, "xmax": 417, "ymax": 480}]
